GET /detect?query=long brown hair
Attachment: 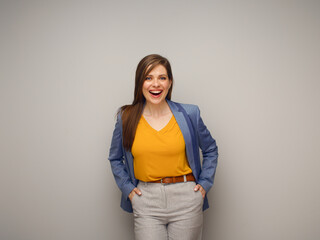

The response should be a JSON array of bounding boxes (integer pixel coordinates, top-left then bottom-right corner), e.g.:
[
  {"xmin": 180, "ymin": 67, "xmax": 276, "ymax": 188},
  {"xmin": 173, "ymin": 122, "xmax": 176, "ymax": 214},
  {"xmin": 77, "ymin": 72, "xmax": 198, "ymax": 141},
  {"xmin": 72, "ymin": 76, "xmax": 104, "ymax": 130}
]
[{"xmin": 119, "ymin": 54, "xmax": 174, "ymax": 151}]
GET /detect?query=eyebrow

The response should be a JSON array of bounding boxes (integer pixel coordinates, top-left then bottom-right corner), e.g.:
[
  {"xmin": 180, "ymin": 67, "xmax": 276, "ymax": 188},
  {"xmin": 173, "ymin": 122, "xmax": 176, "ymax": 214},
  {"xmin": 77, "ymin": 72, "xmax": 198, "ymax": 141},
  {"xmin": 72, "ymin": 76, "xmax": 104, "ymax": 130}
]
[{"xmin": 146, "ymin": 74, "xmax": 168, "ymax": 77}]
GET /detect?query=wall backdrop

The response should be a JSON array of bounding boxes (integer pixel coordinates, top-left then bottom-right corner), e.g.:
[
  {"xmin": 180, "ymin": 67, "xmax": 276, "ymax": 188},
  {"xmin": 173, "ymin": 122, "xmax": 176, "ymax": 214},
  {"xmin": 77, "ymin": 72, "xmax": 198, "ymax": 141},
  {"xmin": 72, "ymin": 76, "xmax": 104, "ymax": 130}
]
[{"xmin": 1, "ymin": 0, "xmax": 319, "ymax": 239}]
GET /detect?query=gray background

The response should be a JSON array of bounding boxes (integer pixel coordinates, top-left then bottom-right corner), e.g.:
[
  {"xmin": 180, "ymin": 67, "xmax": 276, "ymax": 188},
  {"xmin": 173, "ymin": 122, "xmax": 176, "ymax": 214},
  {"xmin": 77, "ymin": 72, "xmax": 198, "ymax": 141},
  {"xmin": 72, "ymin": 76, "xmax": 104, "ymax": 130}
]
[{"xmin": 1, "ymin": 0, "xmax": 319, "ymax": 239}]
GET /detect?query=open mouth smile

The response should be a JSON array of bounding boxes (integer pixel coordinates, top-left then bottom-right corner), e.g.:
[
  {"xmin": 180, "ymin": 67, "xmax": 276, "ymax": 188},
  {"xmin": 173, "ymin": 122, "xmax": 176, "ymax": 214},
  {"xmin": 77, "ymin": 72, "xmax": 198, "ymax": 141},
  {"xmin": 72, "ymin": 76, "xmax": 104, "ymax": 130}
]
[{"xmin": 149, "ymin": 90, "xmax": 163, "ymax": 97}]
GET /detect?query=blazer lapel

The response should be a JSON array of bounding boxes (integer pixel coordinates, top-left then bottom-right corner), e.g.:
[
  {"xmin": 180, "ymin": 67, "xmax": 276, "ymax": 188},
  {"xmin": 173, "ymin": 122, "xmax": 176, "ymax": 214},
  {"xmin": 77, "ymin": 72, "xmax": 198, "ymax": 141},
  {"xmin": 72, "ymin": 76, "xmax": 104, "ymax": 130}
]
[{"xmin": 167, "ymin": 100, "xmax": 196, "ymax": 172}]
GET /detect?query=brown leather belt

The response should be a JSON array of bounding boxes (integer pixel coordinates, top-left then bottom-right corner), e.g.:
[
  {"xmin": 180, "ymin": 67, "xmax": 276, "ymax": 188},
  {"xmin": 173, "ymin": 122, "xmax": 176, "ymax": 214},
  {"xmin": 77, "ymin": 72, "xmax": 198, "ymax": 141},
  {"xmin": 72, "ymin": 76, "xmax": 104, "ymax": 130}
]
[{"xmin": 152, "ymin": 173, "xmax": 195, "ymax": 184}]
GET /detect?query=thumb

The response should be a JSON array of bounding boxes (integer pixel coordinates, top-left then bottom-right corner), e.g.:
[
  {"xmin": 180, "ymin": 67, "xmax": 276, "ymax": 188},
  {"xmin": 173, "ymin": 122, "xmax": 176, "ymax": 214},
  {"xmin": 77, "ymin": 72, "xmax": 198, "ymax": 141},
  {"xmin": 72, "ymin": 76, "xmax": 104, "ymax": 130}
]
[
  {"xmin": 134, "ymin": 188, "xmax": 142, "ymax": 195},
  {"xmin": 194, "ymin": 185, "xmax": 200, "ymax": 191}
]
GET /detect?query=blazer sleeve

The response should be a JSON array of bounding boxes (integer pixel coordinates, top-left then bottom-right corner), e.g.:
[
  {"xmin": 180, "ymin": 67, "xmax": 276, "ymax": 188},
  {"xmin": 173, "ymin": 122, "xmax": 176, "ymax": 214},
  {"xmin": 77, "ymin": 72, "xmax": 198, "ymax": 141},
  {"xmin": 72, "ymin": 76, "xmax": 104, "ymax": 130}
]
[
  {"xmin": 108, "ymin": 114, "xmax": 135, "ymax": 199},
  {"xmin": 195, "ymin": 107, "xmax": 219, "ymax": 193}
]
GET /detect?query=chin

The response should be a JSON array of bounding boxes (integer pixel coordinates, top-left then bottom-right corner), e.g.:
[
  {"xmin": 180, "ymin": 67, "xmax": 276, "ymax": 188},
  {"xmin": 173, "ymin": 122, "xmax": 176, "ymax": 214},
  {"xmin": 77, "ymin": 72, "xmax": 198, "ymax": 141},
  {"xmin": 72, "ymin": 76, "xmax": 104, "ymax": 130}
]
[{"xmin": 147, "ymin": 97, "xmax": 165, "ymax": 105}]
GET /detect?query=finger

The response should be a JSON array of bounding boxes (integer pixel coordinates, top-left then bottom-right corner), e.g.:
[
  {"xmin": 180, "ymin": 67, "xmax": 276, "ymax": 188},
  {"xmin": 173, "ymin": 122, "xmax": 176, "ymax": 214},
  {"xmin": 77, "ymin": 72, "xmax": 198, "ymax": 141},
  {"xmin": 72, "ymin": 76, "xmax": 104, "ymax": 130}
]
[
  {"xmin": 134, "ymin": 188, "xmax": 142, "ymax": 195},
  {"xmin": 200, "ymin": 188, "xmax": 206, "ymax": 198},
  {"xmin": 201, "ymin": 191, "xmax": 205, "ymax": 199},
  {"xmin": 129, "ymin": 192, "xmax": 135, "ymax": 201},
  {"xmin": 194, "ymin": 184, "xmax": 200, "ymax": 191}
]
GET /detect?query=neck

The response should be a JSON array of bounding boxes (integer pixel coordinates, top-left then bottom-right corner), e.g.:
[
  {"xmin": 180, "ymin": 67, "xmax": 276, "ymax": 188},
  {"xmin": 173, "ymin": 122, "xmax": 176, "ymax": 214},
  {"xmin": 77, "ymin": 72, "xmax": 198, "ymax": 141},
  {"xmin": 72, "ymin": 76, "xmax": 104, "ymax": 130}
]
[{"xmin": 143, "ymin": 100, "xmax": 171, "ymax": 117}]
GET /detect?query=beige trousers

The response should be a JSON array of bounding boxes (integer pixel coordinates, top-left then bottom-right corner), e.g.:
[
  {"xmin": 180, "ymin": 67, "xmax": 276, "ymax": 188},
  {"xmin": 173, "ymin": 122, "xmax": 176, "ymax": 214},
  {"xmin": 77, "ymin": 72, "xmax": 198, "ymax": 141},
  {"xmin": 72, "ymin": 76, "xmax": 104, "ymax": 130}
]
[{"xmin": 131, "ymin": 181, "xmax": 204, "ymax": 240}]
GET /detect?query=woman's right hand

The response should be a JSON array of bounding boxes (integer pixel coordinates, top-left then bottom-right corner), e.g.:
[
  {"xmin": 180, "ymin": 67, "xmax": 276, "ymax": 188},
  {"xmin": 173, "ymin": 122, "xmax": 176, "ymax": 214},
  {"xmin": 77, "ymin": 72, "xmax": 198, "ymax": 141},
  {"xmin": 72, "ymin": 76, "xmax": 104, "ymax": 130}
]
[{"xmin": 129, "ymin": 187, "xmax": 142, "ymax": 201}]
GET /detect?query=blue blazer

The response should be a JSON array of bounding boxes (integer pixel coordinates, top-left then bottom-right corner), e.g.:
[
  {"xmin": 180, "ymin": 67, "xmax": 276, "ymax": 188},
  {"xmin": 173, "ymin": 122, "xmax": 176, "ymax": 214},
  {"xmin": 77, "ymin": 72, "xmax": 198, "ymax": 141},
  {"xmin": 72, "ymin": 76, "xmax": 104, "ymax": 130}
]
[{"xmin": 108, "ymin": 99, "xmax": 218, "ymax": 213}]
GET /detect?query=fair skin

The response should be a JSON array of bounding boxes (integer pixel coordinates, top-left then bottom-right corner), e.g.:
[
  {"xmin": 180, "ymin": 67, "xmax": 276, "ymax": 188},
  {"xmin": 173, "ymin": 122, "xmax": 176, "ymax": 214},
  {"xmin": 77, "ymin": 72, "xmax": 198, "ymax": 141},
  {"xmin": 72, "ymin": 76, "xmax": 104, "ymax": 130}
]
[{"xmin": 128, "ymin": 64, "xmax": 206, "ymax": 201}]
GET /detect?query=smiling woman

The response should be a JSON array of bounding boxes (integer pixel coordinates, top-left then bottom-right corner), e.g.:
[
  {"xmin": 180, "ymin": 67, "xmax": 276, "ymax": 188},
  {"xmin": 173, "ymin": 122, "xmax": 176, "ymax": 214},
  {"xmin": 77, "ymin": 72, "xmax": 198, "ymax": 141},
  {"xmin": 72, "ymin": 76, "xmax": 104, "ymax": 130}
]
[{"xmin": 108, "ymin": 54, "xmax": 218, "ymax": 240}]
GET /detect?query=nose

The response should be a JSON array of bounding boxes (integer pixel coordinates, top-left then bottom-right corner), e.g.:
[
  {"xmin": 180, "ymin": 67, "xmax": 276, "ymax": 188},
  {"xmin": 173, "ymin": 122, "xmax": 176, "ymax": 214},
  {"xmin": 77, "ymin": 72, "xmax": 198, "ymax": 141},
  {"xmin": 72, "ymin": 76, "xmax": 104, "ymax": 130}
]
[{"xmin": 152, "ymin": 78, "xmax": 160, "ymax": 87}]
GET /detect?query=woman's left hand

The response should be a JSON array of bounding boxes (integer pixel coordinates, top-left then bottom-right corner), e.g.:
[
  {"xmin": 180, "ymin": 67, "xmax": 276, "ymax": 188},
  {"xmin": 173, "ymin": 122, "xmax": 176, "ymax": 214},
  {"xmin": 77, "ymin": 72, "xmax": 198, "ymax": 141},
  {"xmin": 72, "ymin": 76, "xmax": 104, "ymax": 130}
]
[{"xmin": 194, "ymin": 184, "xmax": 206, "ymax": 199}]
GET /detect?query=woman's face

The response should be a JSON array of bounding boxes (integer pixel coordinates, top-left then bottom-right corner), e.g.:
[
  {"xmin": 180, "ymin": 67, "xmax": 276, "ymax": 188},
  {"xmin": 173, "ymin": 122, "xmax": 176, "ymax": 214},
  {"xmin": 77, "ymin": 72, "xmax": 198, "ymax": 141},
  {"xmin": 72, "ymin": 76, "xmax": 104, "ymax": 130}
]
[{"xmin": 142, "ymin": 64, "xmax": 172, "ymax": 106}]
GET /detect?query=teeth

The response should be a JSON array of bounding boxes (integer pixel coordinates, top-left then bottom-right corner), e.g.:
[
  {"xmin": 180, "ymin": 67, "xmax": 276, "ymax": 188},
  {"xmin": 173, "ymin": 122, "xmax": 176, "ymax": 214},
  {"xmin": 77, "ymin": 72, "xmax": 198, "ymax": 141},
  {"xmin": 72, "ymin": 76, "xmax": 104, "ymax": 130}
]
[{"xmin": 150, "ymin": 91, "xmax": 162, "ymax": 93}]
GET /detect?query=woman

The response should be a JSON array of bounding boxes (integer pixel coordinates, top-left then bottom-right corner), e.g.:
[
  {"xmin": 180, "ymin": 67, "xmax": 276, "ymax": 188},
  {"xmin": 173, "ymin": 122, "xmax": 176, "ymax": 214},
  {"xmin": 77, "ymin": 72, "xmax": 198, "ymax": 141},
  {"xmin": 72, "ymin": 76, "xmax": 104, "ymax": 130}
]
[{"xmin": 108, "ymin": 54, "xmax": 218, "ymax": 240}]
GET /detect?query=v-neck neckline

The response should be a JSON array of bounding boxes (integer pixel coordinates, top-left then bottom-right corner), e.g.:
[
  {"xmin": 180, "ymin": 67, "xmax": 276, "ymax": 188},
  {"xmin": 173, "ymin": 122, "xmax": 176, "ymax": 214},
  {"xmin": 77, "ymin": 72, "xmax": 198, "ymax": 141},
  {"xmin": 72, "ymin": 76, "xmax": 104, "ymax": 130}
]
[{"xmin": 141, "ymin": 114, "xmax": 175, "ymax": 134}]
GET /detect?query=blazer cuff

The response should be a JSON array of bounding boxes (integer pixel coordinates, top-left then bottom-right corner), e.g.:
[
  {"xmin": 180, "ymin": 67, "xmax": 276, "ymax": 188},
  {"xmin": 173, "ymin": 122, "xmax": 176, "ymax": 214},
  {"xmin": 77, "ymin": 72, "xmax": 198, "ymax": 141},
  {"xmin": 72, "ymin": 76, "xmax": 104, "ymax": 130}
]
[
  {"xmin": 122, "ymin": 182, "xmax": 136, "ymax": 200},
  {"xmin": 197, "ymin": 179, "xmax": 212, "ymax": 194}
]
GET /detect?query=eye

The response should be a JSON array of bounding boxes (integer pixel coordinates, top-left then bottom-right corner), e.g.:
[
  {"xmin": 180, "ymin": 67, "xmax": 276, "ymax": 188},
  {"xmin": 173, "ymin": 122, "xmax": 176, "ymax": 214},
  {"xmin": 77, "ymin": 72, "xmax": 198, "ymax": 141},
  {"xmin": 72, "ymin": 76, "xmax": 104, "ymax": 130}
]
[
  {"xmin": 145, "ymin": 76, "xmax": 152, "ymax": 80},
  {"xmin": 160, "ymin": 77, "xmax": 167, "ymax": 80}
]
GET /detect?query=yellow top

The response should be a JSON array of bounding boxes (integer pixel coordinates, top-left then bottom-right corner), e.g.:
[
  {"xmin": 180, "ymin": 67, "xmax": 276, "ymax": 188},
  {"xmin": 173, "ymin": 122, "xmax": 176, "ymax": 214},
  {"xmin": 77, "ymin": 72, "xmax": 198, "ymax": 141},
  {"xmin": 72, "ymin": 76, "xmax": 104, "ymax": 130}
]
[{"xmin": 132, "ymin": 114, "xmax": 192, "ymax": 182}]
